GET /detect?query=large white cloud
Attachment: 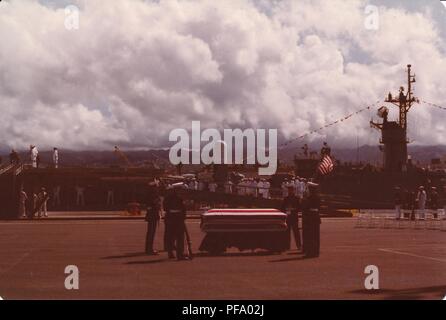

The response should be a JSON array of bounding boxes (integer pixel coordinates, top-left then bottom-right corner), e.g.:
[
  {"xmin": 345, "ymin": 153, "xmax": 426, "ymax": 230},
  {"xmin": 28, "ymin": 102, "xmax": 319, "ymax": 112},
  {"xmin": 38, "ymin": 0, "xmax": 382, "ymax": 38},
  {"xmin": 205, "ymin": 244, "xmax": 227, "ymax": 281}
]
[{"xmin": 0, "ymin": 0, "xmax": 445, "ymax": 150}]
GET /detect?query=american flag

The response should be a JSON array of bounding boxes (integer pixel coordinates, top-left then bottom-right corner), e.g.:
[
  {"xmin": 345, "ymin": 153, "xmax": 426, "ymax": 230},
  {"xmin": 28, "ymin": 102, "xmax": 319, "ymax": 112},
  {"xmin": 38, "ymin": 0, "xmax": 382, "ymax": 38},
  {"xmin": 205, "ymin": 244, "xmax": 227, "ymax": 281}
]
[{"xmin": 318, "ymin": 155, "xmax": 334, "ymax": 175}]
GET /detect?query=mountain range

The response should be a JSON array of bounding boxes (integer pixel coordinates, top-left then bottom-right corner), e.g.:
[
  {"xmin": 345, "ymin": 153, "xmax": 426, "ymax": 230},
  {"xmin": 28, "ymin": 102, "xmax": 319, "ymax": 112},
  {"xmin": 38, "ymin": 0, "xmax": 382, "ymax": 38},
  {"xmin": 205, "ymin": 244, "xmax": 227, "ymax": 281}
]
[{"xmin": 1, "ymin": 145, "xmax": 445, "ymax": 167}]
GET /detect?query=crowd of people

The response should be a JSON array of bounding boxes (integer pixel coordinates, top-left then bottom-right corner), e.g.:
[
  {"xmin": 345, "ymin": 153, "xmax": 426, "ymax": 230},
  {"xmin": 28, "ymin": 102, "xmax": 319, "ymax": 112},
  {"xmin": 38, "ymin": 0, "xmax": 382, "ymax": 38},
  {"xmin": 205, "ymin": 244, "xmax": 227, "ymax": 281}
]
[
  {"xmin": 17, "ymin": 182, "xmax": 118, "ymax": 219},
  {"xmin": 18, "ymin": 187, "xmax": 49, "ymax": 219},
  {"xmin": 0, "ymin": 145, "xmax": 59, "ymax": 168},
  {"xmin": 394, "ymin": 185, "xmax": 441, "ymax": 220},
  {"xmin": 179, "ymin": 175, "xmax": 315, "ymax": 201}
]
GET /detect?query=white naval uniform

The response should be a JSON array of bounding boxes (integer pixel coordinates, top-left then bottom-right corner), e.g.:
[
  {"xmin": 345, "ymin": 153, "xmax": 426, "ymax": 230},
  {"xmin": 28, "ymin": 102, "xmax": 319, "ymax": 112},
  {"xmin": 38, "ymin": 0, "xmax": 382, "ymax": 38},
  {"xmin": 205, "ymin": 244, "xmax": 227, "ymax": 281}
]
[
  {"xmin": 417, "ymin": 190, "xmax": 427, "ymax": 219},
  {"xmin": 53, "ymin": 150, "xmax": 59, "ymax": 168},
  {"xmin": 31, "ymin": 147, "xmax": 38, "ymax": 168}
]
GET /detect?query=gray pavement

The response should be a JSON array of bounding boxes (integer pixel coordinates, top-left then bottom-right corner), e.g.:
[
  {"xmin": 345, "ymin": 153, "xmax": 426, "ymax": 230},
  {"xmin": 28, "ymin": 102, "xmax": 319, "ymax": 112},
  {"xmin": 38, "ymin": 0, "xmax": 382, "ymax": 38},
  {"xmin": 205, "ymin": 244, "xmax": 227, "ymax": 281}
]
[{"xmin": 0, "ymin": 218, "xmax": 445, "ymax": 300}]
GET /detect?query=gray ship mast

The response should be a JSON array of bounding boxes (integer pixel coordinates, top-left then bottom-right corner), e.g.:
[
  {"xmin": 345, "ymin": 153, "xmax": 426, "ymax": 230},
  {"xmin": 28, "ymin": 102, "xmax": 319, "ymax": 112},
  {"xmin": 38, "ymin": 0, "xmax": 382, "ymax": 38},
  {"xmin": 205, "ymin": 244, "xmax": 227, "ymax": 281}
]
[{"xmin": 370, "ymin": 64, "xmax": 418, "ymax": 172}]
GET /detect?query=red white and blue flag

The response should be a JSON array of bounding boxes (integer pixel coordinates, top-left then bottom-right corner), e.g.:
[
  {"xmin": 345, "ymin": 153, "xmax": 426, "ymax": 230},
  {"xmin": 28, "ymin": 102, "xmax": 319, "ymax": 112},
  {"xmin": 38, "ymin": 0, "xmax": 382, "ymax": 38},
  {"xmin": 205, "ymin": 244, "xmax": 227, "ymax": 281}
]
[{"xmin": 318, "ymin": 155, "xmax": 334, "ymax": 175}]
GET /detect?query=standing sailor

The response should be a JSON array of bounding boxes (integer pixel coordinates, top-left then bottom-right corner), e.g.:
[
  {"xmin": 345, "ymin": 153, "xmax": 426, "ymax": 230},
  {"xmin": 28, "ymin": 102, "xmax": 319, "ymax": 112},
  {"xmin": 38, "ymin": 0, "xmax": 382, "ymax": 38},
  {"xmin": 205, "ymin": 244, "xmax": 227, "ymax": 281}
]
[
  {"xmin": 429, "ymin": 187, "xmax": 439, "ymax": 219},
  {"xmin": 52, "ymin": 185, "xmax": 61, "ymax": 207},
  {"xmin": 31, "ymin": 191, "xmax": 38, "ymax": 218},
  {"xmin": 30, "ymin": 145, "xmax": 38, "ymax": 168},
  {"xmin": 10, "ymin": 149, "xmax": 20, "ymax": 165},
  {"xmin": 53, "ymin": 147, "xmax": 59, "ymax": 168},
  {"xmin": 19, "ymin": 188, "xmax": 28, "ymax": 218},
  {"xmin": 164, "ymin": 187, "xmax": 188, "ymax": 260},
  {"xmin": 301, "ymin": 182, "xmax": 321, "ymax": 258},
  {"xmin": 145, "ymin": 188, "xmax": 161, "ymax": 255},
  {"xmin": 416, "ymin": 186, "xmax": 427, "ymax": 219},
  {"xmin": 281, "ymin": 186, "xmax": 302, "ymax": 251},
  {"xmin": 394, "ymin": 187, "xmax": 402, "ymax": 220},
  {"xmin": 281, "ymin": 179, "xmax": 289, "ymax": 198},
  {"xmin": 38, "ymin": 187, "xmax": 49, "ymax": 218},
  {"xmin": 320, "ymin": 142, "xmax": 331, "ymax": 158},
  {"xmin": 264, "ymin": 180, "xmax": 270, "ymax": 199}
]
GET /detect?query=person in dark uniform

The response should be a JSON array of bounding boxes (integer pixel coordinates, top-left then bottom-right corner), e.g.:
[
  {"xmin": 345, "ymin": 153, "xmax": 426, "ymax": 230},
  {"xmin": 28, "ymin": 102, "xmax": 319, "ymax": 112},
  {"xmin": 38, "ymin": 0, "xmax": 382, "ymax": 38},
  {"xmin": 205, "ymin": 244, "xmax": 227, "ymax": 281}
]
[
  {"xmin": 408, "ymin": 190, "xmax": 417, "ymax": 221},
  {"xmin": 9, "ymin": 149, "xmax": 20, "ymax": 165},
  {"xmin": 394, "ymin": 187, "xmax": 402, "ymax": 220},
  {"xmin": 320, "ymin": 142, "xmax": 331, "ymax": 158},
  {"xmin": 402, "ymin": 188, "xmax": 410, "ymax": 219},
  {"xmin": 429, "ymin": 187, "xmax": 438, "ymax": 219},
  {"xmin": 164, "ymin": 187, "xmax": 188, "ymax": 260},
  {"xmin": 281, "ymin": 186, "xmax": 302, "ymax": 251},
  {"xmin": 301, "ymin": 182, "xmax": 321, "ymax": 258},
  {"xmin": 301, "ymin": 144, "xmax": 309, "ymax": 158},
  {"xmin": 145, "ymin": 188, "xmax": 161, "ymax": 255}
]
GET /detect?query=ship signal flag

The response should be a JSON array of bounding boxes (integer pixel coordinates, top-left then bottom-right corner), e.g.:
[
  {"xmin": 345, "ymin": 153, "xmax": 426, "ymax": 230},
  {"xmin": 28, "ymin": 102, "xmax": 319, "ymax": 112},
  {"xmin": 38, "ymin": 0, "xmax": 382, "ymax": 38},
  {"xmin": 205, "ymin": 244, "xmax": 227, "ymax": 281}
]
[{"xmin": 318, "ymin": 155, "xmax": 334, "ymax": 175}]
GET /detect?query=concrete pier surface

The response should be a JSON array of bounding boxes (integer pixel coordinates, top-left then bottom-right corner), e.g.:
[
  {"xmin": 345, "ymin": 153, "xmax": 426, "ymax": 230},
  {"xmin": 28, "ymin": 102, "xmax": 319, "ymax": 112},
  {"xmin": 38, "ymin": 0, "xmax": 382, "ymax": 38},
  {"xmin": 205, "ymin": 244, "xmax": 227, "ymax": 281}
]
[{"xmin": 0, "ymin": 217, "xmax": 444, "ymax": 300}]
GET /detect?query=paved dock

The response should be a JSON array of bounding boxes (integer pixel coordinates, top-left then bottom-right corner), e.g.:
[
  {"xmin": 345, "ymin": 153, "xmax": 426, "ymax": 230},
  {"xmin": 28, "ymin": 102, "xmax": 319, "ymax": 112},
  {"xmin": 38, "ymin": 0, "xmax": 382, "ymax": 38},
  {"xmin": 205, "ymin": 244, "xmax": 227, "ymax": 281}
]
[{"xmin": 0, "ymin": 217, "xmax": 444, "ymax": 299}]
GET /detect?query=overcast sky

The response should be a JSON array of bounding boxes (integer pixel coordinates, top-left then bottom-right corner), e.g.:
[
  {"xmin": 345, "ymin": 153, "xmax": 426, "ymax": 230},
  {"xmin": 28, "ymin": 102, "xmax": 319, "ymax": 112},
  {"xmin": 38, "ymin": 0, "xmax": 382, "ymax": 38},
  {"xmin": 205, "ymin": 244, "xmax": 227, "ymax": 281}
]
[{"xmin": 1, "ymin": 0, "xmax": 446, "ymax": 151}]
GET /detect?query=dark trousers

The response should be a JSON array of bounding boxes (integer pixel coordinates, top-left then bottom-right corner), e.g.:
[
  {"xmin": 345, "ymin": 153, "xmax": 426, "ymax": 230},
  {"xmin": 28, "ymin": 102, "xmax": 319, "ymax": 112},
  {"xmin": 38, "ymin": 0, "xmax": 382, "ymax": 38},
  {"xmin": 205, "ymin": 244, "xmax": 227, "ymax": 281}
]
[
  {"xmin": 165, "ymin": 216, "xmax": 185, "ymax": 258},
  {"xmin": 302, "ymin": 214, "xmax": 320, "ymax": 257},
  {"xmin": 287, "ymin": 214, "xmax": 301, "ymax": 249},
  {"xmin": 145, "ymin": 219, "xmax": 158, "ymax": 253},
  {"xmin": 410, "ymin": 208, "xmax": 416, "ymax": 220}
]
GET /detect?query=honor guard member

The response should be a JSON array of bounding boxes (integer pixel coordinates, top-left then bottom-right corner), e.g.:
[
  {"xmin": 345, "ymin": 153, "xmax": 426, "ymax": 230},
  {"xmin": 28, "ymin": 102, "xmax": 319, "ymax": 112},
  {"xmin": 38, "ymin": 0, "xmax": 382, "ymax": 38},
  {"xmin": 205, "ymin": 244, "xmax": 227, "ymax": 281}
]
[
  {"xmin": 302, "ymin": 182, "xmax": 321, "ymax": 258},
  {"xmin": 164, "ymin": 186, "xmax": 188, "ymax": 260},
  {"xmin": 145, "ymin": 188, "xmax": 161, "ymax": 255},
  {"xmin": 281, "ymin": 186, "xmax": 302, "ymax": 251}
]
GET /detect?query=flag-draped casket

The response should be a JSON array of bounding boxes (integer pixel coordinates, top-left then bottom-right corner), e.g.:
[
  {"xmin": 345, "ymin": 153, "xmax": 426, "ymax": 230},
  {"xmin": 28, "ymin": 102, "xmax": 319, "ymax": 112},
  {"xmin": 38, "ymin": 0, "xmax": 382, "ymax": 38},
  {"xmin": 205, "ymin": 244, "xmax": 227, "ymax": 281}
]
[{"xmin": 199, "ymin": 209, "xmax": 289, "ymax": 254}]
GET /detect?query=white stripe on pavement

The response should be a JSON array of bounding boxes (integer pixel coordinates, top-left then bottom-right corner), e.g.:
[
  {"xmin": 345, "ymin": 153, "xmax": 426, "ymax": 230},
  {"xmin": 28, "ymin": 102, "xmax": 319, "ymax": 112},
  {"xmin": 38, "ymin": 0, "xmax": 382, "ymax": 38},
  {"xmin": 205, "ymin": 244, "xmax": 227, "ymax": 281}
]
[{"xmin": 378, "ymin": 248, "xmax": 446, "ymax": 263}]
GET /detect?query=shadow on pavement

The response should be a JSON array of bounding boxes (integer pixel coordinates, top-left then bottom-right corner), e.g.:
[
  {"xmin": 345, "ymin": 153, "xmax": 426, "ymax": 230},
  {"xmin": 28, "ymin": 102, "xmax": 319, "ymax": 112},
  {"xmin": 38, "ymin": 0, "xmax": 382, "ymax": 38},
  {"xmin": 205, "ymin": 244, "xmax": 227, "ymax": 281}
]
[
  {"xmin": 192, "ymin": 251, "xmax": 278, "ymax": 258},
  {"xmin": 118, "ymin": 250, "xmax": 279, "ymax": 265},
  {"xmin": 113, "ymin": 250, "xmax": 310, "ymax": 265},
  {"xmin": 101, "ymin": 252, "xmax": 149, "ymax": 259},
  {"xmin": 348, "ymin": 285, "xmax": 446, "ymax": 300},
  {"xmin": 269, "ymin": 256, "xmax": 308, "ymax": 263},
  {"xmin": 126, "ymin": 259, "xmax": 167, "ymax": 265}
]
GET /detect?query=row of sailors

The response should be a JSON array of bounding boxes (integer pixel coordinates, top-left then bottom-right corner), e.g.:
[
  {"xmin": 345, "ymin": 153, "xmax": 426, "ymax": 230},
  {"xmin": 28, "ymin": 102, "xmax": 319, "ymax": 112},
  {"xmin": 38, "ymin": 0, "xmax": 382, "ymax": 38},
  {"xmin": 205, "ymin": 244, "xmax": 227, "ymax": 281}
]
[
  {"xmin": 183, "ymin": 178, "xmax": 310, "ymax": 199},
  {"xmin": 234, "ymin": 179, "xmax": 271, "ymax": 198},
  {"xmin": 281, "ymin": 178, "xmax": 308, "ymax": 199},
  {"xmin": 182, "ymin": 178, "xmax": 271, "ymax": 198}
]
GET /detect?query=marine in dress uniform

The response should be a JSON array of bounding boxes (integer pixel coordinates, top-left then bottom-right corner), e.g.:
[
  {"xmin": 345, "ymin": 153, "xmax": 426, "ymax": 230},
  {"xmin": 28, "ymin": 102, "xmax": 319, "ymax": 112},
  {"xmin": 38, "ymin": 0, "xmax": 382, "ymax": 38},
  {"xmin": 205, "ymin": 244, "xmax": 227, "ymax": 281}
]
[
  {"xmin": 145, "ymin": 189, "xmax": 161, "ymax": 255},
  {"xmin": 164, "ymin": 188, "xmax": 188, "ymax": 260},
  {"xmin": 301, "ymin": 183, "xmax": 321, "ymax": 258},
  {"xmin": 281, "ymin": 186, "xmax": 302, "ymax": 251}
]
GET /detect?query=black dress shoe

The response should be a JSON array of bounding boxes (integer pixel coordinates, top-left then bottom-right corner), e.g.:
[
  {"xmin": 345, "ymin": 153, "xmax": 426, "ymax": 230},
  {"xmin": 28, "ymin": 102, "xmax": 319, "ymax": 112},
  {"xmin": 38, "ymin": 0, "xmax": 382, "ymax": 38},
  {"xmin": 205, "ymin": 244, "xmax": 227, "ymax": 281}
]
[
  {"xmin": 168, "ymin": 252, "xmax": 176, "ymax": 259},
  {"xmin": 146, "ymin": 250, "xmax": 159, "ymax": 255}
]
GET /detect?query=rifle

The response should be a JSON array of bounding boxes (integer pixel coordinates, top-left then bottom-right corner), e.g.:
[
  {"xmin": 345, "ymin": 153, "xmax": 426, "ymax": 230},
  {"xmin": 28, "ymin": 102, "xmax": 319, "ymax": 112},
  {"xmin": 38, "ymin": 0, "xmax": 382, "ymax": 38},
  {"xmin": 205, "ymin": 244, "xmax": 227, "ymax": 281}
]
[{"xmin": 184, "ymin": 222, "xmax": 193, "ymax": 260}]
